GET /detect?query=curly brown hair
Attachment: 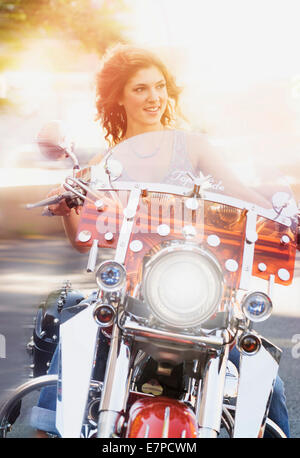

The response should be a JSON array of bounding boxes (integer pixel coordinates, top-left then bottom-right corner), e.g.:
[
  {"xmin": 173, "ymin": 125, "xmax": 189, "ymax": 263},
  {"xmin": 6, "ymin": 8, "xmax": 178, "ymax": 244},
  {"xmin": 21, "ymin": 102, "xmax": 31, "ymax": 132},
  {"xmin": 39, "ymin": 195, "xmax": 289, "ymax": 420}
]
[{"xmin": 95, "ymin": 44, "xmax": 182, "ymax": 146}]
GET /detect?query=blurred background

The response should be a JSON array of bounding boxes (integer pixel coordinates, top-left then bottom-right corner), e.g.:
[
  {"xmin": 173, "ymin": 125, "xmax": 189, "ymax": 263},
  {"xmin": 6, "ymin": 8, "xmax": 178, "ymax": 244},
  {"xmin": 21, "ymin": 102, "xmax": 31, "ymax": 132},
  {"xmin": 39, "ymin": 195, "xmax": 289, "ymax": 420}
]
[{"xmin": 0, "ymin": 0, "xmax": 300, "ymax": 437}]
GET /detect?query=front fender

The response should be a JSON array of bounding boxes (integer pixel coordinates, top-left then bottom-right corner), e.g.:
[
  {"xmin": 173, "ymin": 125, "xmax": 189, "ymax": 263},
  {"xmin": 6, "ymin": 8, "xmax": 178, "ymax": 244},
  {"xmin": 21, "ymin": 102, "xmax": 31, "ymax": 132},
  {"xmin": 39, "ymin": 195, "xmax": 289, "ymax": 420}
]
[{"xmin": 125, "ymin": 397, "xmax": 198, "ymax": 438}]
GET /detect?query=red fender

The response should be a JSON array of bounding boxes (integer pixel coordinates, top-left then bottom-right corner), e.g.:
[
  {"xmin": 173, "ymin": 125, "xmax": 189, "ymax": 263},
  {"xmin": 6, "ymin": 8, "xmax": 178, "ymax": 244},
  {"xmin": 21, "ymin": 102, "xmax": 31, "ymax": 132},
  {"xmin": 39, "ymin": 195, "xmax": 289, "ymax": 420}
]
[{"xmin": 125, "ymin": 396, "xmax": 198, "ymax": 438}]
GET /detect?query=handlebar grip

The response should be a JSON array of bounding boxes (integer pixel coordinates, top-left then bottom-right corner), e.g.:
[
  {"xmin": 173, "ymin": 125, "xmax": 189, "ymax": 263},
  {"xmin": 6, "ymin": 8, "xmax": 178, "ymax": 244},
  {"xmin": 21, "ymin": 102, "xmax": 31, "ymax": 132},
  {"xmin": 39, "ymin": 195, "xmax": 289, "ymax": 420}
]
[{"xmin": 65, "ymin": 195, "xmax": 83, "ymax": 209}]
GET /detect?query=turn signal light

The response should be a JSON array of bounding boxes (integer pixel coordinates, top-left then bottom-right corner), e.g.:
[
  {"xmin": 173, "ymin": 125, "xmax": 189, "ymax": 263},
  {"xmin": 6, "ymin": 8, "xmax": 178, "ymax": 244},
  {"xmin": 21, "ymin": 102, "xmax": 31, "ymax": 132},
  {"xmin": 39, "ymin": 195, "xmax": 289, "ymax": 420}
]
[
  {"xmin": 238, "ymin": 333, "xmax": 261, "ymax": 355},
  {"xmin": 93, "ymin": 303, "xmax": 115, "ymax": 327}
]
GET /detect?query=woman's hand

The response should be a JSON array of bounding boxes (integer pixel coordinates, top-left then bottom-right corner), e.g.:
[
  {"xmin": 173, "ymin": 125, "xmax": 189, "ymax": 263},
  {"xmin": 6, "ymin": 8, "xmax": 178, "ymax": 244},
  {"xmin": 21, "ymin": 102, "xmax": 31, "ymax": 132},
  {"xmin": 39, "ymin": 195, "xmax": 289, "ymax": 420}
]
[{"xmin": 47, "ymin": 186, "xmax": 81, "ymax": 216}]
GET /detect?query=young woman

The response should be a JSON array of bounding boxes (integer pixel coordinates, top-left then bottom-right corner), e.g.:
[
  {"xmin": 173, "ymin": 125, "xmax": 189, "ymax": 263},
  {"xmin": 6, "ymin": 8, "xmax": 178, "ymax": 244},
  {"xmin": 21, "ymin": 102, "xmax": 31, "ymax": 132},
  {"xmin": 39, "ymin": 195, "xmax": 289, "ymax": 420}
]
[
  {"xmin": 32, "ymin": 44, "xmax": 290, "ymax": 437},
  {"xmin": 46, "ymin": 44, "xmax": 182, "ymax": 250}
]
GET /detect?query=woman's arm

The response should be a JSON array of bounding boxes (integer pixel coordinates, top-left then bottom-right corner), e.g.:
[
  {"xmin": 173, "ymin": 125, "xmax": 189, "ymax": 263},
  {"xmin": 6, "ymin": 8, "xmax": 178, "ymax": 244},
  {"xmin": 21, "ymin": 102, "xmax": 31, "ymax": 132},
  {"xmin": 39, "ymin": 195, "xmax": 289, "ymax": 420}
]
[
  {"xmin": 48, "ymin": 152, "xmax": 104, "ymax": 253},
  {"xmin": 187, "ymin": 132, "xmax": 270, "ymax": 208},
  {"xmin": 47, "ymin": 186, "xmax": 89, "ymax": 253}
]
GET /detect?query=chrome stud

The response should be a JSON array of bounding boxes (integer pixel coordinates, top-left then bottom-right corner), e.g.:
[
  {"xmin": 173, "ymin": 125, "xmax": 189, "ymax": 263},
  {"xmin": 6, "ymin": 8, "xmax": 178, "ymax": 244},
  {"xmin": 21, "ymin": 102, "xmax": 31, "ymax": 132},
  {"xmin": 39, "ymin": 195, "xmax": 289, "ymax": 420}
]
[
  {"xmin": 78, "ymin": 230, "xmax": 92, "ymax": 242},
  {"xmin": 185, "ymin": 197, "xmax": 199, "ymax": 210},
  {"xmin": 95, "ymin": 199, "xmax": 104, "ymax": 211},
  {"xmin": 182, "ymin": 225, "xmax": 196, "ymax": 238},
  {"xmin": 281, "ymin": 235, "xmax": 290, "ymax": 245},
  {"xmin": 278, "ymin": 268, "xmax": 290, "ymax": 281},
  {"xmin": 129, "ymin": 240, "xmax": 143, "ymax": 252},
  {"xmin": 258, "ymin": 262, "xmax": 267, "ymax": 272},
  {"xmin": 104, "ymin": 232, "xmax": 114, "ymax": 241},
  {"xmin": 157, "ymin": 224, "xmax": 170, "ymax": 236},
  {"xmin": 225, "ymin": 259, "xmax": 238, "ymax": 272},
  {"xmin": 207, "ymin": 234, "xmax": 220, "ymax": 247}
]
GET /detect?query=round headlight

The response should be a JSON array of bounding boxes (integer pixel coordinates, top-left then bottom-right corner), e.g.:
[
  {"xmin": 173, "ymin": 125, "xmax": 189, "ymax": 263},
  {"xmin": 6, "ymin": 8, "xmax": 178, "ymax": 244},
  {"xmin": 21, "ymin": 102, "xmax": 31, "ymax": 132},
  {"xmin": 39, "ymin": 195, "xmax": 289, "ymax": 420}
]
[
  {"xmin": 241, "ymin": 291, "xmax": 272, "ymax": 322},
  {"xmin": 95, "ymin": 260, "xmax": 126, "ymax": 292},
  {"xmin": 142, "ymin": 244, "xmax": 223, "ymax": 329}
]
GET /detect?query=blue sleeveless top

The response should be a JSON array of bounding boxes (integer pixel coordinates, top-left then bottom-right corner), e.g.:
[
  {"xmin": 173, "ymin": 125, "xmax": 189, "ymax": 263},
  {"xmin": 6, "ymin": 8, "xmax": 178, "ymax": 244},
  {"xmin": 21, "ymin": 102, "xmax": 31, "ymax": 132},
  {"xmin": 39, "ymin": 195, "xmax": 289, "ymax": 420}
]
[{"xmin": 118, "ymin": 130, "xmax": 196, "ymax": 186}]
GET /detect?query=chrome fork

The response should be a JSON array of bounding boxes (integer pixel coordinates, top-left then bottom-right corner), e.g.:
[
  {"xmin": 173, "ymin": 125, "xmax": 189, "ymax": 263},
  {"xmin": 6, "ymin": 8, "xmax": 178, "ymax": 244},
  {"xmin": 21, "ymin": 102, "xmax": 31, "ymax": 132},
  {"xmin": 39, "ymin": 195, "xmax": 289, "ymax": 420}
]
[
  {"xmin": 196, "ymin": 335, "xmax": 230, "ymax": 438},
  {"xmin": 97, "ymin": 324, "xmax": 132, "ymax": 438}
]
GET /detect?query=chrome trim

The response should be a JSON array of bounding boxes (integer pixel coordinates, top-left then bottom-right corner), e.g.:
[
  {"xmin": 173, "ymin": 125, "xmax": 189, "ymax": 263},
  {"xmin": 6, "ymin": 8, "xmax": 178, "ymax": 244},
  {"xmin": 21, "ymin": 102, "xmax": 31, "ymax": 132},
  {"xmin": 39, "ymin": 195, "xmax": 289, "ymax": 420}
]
[
  {"xmin": 97, "ymin": 411, "xmax": 121, "ymax": 439},
  {"xmin": 268, "ymin": 274, "xmax": 275, "ymax": 299},
  {"xmin": 161, "ymin": 407, "xmax": 170, "ymax": 438},
  {"xmin": 233, "ymin": 336, "xmax": 281, "ymax": 437},
  {"xmin": 120, "ymin": 314, "xmax": 225, "ymax": 347},
  {"xmin": 239, "ymin": 208, "xmax": 257, "ymax": 290},
  {"xmin": 114, "ymin": 186, "xmax": 141, "ymax": 264},
  {"xmin": 91, "ymin": 177, "xmax": 295, "ymax": 226},
  {"xmin": 265, "ymin": 417, "xmax": 287, "ymax": 438},
  {"xmin": 196, "ymin": 338, "xmax": 229, "ymax": 437},
  {"xmin": 97, "ymin": 324, "xmax": 132, "ymax": 438},
  {"xmin": 224, "ymin": 404, "xmax": 286, "ymax": 438},
  {"xmin": 65, "ymin": 176, "xmax": 104, "ymax": 206},
  {"xmin": 144, "ymin": 424, "xmax": 150, "ymax": 438},
  {"xmin": 221, "ymin": 405, "xmax": 235, "ymax": 435},
  {"xmin": 56, "ymin": 305, "xmax": 100, "ymax": 438},
  {"xmin": 224, "ymin": 360, "xmax": 239, "ymax": 399},
  {"xmin": 87, "ymin": 239, "xmax": 99, "ymax": 273}
]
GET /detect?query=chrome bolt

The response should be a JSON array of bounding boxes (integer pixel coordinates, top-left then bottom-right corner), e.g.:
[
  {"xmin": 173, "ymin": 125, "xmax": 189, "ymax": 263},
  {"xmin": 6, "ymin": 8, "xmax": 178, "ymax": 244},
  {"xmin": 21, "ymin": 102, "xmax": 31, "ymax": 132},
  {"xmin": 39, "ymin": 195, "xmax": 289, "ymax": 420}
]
[
  {"xmin": 130, "ymin": 240, "xmax": 143, "ymax": 252},
  {"xmin": 278, "ymin": 268, "xmax": 290, "ymax": 281},
  {"xmin": 182, "ymin": 225, "xmax": 196, "ymax": 238},
  {"xmin": 281, "ymin": 235, "xmax": 290, "ymax": 245},
  {"xmin": 157, "ymin": 224, "xmax": 170, "ymax": 237},
  {"xmin": 95, "ymin": 199, "xmax": 104, "ymax": 211},
  {"xmin": 225, "ymin": 259, "xmax": 239, "ymax": 272},
  {"xmin": 185, "ymin": 198, "xmax": 199, "ymax": 210},
  {"xmin": 104, "ymin": 232, "xmax": 114, "ymax": 241},
  {"xmin": 207, "ymin": 234, "xmax": 220, "ymax": 247},
  {"xmin": 258, "ymin": 262, "xmax": 267, "ymax": 272},
  {"xmin": 78, "ymin": 230, "xmax": 92, "ymax": 242}
]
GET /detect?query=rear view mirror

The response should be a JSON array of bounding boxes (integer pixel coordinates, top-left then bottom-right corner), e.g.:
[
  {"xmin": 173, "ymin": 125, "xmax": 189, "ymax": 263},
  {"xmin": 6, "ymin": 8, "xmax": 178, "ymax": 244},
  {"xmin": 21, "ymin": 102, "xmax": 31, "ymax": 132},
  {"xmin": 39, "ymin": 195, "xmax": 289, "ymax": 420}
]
[
  {"xmin": 37, "ymin": 120, "xmax": 72, "ymax": 161},
  {"xmin": 37, "ymin": 120, "xmax": 80, "ymax": 173}
]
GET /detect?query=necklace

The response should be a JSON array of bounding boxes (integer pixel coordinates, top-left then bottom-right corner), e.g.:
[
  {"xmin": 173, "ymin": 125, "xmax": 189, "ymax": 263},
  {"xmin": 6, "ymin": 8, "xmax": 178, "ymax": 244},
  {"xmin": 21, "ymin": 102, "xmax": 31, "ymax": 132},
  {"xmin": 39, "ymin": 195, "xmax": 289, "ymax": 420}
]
[{"xmin": 124, "ymin": 130, "xmax": 166, "ymax": 159}]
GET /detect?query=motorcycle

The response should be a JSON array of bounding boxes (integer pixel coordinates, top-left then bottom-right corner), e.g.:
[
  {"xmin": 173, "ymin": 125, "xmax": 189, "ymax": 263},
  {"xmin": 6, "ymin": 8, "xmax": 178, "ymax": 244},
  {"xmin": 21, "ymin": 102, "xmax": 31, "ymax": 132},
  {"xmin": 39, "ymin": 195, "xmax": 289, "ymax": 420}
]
[{"xmin": 0, "ymin": 121, "xmax": 299, "ymax": 438}]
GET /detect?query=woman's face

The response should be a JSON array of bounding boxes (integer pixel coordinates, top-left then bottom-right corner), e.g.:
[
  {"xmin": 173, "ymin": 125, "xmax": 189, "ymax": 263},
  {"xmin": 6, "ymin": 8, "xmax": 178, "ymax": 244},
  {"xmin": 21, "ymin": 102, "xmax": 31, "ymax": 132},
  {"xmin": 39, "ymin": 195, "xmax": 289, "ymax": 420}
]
[{"xmin": 119, "ymin": 66, "xmax": 168, "ymax": 136}]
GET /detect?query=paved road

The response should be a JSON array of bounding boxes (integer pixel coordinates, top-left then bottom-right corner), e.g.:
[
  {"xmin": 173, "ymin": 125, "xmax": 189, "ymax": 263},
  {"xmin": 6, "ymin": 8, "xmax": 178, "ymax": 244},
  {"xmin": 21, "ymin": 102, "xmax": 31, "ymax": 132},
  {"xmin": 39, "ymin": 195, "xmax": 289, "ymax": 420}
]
[{"xmin": 0, "ymin": 237, "xmax": 299, "ymax": 437}]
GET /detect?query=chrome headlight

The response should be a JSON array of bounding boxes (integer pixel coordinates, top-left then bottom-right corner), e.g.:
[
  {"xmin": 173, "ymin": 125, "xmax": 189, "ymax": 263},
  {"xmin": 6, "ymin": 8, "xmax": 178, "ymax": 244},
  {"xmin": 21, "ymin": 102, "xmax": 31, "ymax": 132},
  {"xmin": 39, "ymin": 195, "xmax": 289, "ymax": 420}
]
[
  {"xmin": 241, "ymin": 291, "xmax": 273, "ymax": 322},
  {"xmin": 142, "ymin": 244, "xmax": 224, "ymax": 329},
  {"xmin": 95, "ymin": 260, "xmax": 126, "ymax": 292}
]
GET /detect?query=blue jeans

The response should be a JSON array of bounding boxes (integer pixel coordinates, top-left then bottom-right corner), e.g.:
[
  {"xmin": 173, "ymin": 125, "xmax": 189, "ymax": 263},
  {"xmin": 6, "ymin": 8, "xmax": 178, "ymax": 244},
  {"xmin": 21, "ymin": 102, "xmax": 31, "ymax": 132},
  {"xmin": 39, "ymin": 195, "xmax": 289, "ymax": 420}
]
[{"xmin": 31, "ymin": 344, "xmax": 290, "ymax": 437}]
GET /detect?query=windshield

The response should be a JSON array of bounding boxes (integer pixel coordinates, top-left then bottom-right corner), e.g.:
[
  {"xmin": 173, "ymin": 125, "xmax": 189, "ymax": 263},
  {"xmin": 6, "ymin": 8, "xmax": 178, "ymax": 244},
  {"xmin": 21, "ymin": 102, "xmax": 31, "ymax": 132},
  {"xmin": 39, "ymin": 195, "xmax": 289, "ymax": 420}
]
[
  {"xmin": 91, "ymin": 129, "xmax": 297, "ymax": 224},
  {"xmin": 76, "ymin": 129, "xmax": 297, "ymax": 288}
]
